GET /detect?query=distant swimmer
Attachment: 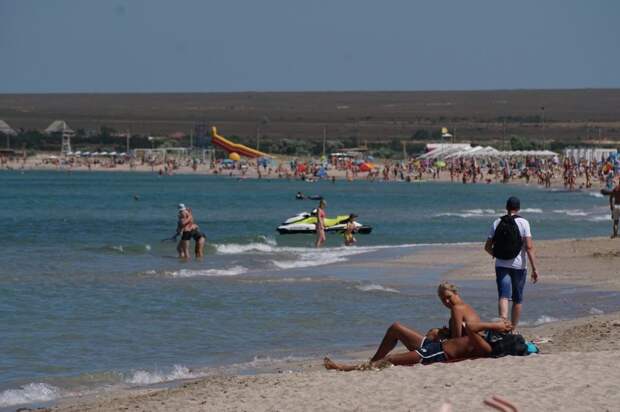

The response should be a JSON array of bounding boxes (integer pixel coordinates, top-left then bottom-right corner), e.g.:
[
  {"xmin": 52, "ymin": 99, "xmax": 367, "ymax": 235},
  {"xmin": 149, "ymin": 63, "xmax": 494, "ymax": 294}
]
[
  {"xmin": 133, "ymin": 194, "xmax": 140, "ymax": 201},
  {"xmin": 174, "ymin": 203, "xmax": 206, "ymax": 259},
  {"xmin": 296, "ymin": 191, "xmax": 323, "ymax": 200}
]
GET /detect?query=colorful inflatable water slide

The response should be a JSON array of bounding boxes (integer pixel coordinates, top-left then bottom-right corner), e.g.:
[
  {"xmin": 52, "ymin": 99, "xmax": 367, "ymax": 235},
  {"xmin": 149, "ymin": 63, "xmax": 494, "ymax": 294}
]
[{"xmin": 211, "ymin": 127, "xmax": 270, "ymax": 159}]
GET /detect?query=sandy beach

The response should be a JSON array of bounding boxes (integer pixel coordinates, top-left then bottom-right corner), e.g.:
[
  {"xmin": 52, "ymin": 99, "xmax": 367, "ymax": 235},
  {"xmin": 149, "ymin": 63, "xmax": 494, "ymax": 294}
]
[{"xmin": 42, "ymin": 237, "xmax": 620, "ymax": 412}]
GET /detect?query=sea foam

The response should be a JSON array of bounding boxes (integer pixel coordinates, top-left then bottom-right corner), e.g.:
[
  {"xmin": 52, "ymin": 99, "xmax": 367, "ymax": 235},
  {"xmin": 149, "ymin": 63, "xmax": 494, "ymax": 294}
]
[
  {"xmin": 0, "ymin": 383, "xmax": 61, "ymax": 408},
  {"xmin": 521, "ymin": 208, "xmax": 543, "ymax": 213},
  {"xmin": 214, "ymin": 242, "xmax": 276, "ymax": 254},
  {"xmin": 168, "ymin": 266, "xmax": 248, "ymax": 277},
  {"xmin": 533, "ymin": 315, "xmax": 560, "ymax": 325},
  {"xmin": 355, "ymin": 283, "xmax": 400, "ymax": 293},
  {"xmin": 125, "ymin": 365, "xmax": 198, "ymax": 385},
  {"xmin": 553, "ymin": 209, "xmax": 588, "ymax": 217}
]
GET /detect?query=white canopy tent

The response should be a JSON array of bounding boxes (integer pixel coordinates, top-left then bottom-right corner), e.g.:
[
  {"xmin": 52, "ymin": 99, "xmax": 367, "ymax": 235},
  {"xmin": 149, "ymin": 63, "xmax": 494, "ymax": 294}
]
[
  {"xmin": 45, "ymin": 120, "xmax": 74, "ymax": 135},
  {"xmin": 418, "ymin": 145, "xmax": 471, "ymax": 160},
  {"xmin": 0, "ymin": 120, "xmax": 17, "ymax": 136}
]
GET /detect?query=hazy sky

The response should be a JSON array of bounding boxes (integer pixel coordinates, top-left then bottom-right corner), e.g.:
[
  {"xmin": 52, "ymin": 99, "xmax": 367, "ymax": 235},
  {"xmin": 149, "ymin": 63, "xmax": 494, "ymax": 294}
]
[{"xmin": 1, "ymin": 0, "xmax": 619, "ymax": 93}]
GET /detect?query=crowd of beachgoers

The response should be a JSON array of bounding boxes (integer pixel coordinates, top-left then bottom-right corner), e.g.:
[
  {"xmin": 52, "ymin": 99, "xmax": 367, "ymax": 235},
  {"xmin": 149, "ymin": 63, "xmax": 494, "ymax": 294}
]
[{"xmin": 2, "ymin": 151, "xmax": 619, "ymax": 192}]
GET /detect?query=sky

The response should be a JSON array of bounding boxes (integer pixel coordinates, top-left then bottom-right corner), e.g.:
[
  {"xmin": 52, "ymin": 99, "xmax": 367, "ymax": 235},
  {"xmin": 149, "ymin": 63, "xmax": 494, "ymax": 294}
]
[{"xmin": 1, "ymin": 0, "xmax": 619, "ymax": 93}]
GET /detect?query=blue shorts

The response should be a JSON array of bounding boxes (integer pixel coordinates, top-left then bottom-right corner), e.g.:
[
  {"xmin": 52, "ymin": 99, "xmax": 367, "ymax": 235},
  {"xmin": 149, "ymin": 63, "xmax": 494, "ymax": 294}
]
[
  {"xmin": 495, "ymin": 267, "xmax": 527, "ymax": 304},
  {"xmin": 415, "ymin": 338, "xmax": 447, "ymax": 365}
]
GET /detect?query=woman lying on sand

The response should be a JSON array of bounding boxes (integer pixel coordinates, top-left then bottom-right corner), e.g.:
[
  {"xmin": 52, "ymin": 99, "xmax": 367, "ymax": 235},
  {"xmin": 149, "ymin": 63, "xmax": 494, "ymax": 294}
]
[{"xmin": 325, "ymin": 282, "xmax": 513, "ymax": 371}]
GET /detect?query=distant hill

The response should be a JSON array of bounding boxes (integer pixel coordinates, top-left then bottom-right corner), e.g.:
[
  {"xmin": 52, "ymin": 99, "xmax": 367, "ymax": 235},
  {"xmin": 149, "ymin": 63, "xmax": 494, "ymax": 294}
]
[{"xmin": 1, "ymin": 90, "xmax": 619, "ymax": 146}]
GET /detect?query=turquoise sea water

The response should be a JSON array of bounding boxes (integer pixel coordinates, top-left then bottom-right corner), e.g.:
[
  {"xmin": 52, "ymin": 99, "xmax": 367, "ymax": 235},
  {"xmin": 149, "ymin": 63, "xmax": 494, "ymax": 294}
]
[{"xmin": 1, "ymin": 171, "xmax": 618, "ymax": 408}]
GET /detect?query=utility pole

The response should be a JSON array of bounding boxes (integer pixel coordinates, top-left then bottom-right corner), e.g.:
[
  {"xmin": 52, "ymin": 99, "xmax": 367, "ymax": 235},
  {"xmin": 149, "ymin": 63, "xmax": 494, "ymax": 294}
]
[
  {"xmin": 401, "ymin": 141, "xmax": 407, "ymax": 160},
  {"xmin": 189, "ymin": 128, "xmax": 194, "ymax": 150},
  {"xmin": 322, "ymin": 125, "xmax": 327, "ymax": 157},
  {"xmin": 126, "ymin": 129, "xmax": 130, "ymax": 154},
  {"xmin": 256, "ymin": 124, "xmax": 260, "ymax": 151},
  {"xmin": 502, "ymin": 119, "xmax": 507, "ymax": 149}
]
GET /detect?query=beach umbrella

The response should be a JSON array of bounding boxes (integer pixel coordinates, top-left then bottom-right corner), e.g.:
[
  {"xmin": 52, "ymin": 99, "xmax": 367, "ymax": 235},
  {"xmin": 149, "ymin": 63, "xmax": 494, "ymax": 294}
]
[
  {"xmin": 229, "ymin": 152, "xmax": 241, "ymax": 161},
  {"xmin": 109, "ymin": 151, "xmax": 118, "ymax": 156}
]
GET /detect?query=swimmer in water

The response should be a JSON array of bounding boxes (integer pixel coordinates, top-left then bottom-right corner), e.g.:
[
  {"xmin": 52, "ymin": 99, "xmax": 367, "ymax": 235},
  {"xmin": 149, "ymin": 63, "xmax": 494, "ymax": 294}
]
[
  {"xmin": 343, "ymin": 214, "xmax": 358, "ymax": 246},
  {"xmin": 175, "ymin": 204, "xmax": 206, "ymax": 259}
]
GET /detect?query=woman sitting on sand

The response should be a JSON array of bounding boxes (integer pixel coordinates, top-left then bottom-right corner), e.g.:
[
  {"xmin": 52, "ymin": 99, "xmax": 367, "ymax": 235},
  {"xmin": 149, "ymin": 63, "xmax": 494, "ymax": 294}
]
[
  {"xmin": 427, "ymin": 282, "xmax": 481, "ymax": 340},
  {"xmin": 324, "ymin": 282, "xmax": 510, "ymax": 370}
]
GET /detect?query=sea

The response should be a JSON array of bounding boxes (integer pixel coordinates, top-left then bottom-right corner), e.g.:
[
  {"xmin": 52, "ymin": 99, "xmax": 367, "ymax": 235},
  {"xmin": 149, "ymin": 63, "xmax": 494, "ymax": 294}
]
[{"xmin": 1, "ymin": 171, "xmax": 619, "ymax": 409}]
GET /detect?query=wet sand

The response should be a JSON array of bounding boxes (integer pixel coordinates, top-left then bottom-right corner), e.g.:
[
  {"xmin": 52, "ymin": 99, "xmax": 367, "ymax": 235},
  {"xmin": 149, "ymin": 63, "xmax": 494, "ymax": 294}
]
[{"xmin": 44, "ymin": 237, "xmax": 620, "ymax": 412}]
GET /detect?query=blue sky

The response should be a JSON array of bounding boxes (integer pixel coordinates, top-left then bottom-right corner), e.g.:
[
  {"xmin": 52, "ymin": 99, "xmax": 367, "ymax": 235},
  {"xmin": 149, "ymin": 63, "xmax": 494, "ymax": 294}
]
[{"xmin": 1, "ymin": 0, "xmax": 619, "ymax": 92}]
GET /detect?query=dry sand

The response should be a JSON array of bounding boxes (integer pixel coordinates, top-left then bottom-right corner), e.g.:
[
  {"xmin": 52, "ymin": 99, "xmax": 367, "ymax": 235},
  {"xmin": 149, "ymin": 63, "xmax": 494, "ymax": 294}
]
[{"xmin": 41, "ymin": 238, "xmax": 620, "ymax": 412}]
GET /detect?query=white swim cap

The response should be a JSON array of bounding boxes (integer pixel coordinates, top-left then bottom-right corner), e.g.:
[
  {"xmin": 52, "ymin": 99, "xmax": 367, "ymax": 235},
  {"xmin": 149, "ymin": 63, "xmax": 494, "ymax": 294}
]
[{"xmin": 178, "ymin": 203, "xmax": 186, "ymax": 211}]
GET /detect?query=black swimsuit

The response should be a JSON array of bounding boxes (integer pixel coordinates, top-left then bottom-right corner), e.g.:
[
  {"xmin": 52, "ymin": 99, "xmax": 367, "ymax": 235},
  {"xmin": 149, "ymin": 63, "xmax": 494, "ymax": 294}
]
[{"xmin": 181, "ymin": 229, "xmax": 205, "ymax": 241}]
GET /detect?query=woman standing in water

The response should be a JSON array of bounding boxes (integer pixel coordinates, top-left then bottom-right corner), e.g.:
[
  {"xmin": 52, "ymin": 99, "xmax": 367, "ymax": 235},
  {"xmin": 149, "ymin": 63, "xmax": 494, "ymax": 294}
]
[{"xmin": 315, "ymin": 199, "xmax": 327, "ymax": 248}]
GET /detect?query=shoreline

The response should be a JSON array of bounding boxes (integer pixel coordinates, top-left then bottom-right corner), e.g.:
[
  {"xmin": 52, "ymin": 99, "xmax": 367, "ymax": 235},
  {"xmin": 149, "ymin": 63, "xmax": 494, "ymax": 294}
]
[
  {"xmin": 34, "ymin": 236, "xmax": 620, "ymax": 412},
  {"xmin": 47, "ymin": 312, "xmax": 620, "ymax": 412}
]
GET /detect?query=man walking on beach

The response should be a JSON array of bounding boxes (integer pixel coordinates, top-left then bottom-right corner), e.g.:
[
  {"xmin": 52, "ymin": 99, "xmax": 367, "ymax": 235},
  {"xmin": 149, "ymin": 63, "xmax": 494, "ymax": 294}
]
[
  {"xmin": 485, "ymin": 196, "xmax": 539, "ymax": 328},
  {"xmin": 610, "ymin": 178, "xmax": 620, "ymax": 238}
]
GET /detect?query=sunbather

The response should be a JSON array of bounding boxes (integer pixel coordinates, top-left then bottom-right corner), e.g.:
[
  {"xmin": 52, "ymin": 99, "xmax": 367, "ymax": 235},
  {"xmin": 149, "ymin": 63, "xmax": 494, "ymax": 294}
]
[{"xmin": 324, "ymin": 319, "xmax": 513, "ymax": 371}]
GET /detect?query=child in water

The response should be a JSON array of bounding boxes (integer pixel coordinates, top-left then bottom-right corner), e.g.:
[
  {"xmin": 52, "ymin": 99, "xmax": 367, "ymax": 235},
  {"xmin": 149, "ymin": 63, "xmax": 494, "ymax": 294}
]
[{"xmin": 343, "ymin": 214, "xmax": 358, "ymax": 246}]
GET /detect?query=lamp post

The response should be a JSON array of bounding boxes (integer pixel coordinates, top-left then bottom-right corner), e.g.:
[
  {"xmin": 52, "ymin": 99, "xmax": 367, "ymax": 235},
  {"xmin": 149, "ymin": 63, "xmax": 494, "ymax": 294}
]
[
  {"xmin": 541, "ymin": 106, "xmax": 545, "ymax": 150},
  {"xmin": 322, "ymin": 125, "xmax": 327, "ymax": 157},
  {"xmin": 256, "ymin": 116, "xmax": 270, "ymax": 151}
]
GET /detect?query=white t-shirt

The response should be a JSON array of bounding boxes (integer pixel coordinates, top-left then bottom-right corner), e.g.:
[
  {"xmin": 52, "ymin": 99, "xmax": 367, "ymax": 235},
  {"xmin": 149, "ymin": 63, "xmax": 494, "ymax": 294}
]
[{"xmin": 488, "ymin": 216, "xmax": 532, "ymax": 270}]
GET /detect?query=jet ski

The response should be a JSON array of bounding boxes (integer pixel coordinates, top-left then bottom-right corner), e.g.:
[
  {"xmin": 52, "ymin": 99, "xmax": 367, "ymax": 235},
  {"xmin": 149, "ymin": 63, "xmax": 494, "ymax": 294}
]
[{"xmin": 277, "ymin": 211, "xmax": 372, "ymax": 235}]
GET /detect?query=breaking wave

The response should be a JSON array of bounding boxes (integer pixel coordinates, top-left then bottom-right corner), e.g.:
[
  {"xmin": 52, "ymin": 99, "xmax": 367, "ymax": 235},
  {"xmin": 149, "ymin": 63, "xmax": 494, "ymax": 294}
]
[
  {"xmin": 355, "ymin": 283, "xmax": 400, "ymax": 293},
  {"xmin": 125, "ymin": 365, "xmax": 200, "ymax": 385},
  {"xmin": 167, "ymin": 266, "xmax": 249, "ymax": 277},
  {"xmin": 521, "ymin": 208, "xmax": 543, "ymax": 213},
  {"xmin": 553, "ymin": 209, "xmax": 589, "ymax": 217},
  {"xmin": 435, "ymin": 209, "xmax": 497, "ymax": 218},
  {"xmin": 0, "ymin": 383, "xmax": 61, "ymax": 408}
]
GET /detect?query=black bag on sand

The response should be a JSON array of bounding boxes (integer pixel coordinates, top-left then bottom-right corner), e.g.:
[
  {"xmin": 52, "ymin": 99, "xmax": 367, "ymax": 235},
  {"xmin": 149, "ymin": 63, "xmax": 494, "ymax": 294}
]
[
  {"xmin": 486, "ymin": 332, "xmax": 528, "ymax": 358},
  {"xmin": 492, "ymin": 215, "xmax": 523, "ymax": 260}
]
